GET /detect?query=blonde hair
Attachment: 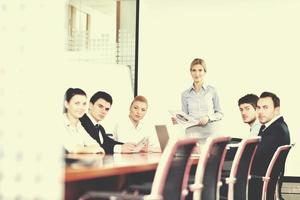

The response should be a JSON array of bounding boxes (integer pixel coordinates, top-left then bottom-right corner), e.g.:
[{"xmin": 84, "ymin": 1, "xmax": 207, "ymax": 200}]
[
  {"xmin": 190, "ymin": 58, "xmax": 207, "ymax": 72},
  {"xmin": 130, "ymin": 95, "xmax": 148, "ymax": 108}
]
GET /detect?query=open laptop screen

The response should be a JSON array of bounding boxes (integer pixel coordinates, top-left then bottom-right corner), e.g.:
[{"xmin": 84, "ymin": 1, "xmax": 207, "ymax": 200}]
[{"xmin": 155, "ymin": 125, "xmax": 170, "ymax": 152}]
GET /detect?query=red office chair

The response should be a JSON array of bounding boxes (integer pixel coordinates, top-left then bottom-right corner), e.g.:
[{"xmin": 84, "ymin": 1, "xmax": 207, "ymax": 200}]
[
  {"xmin": 221, "ymin": 136, "xmax": 261, "ymax": 200},
  {"xmin": 251, "ymin": 144, "xmax": 294, "ymax": 200},
  {"xmin": 188, "ymin": 136, "xmax": 231, "ymax": 200},
  {"xmin": 78, "ymin": 137, "xmax": 198, "ymax": 200}
]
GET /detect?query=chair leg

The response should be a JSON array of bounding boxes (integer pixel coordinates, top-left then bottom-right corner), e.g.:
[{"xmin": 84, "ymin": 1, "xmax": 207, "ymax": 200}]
[
  {"xmin": 275, "ymin": 180, "xmax": 283, "ymax": 200},
  {"xmin": 275, "ymin": 184, "xmax": 279, "ymax": 200}
]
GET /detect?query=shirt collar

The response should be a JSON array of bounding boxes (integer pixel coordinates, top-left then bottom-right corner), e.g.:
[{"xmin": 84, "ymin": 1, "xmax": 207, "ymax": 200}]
[
  {"xmin": 128, "ymin": 115, "xmax": 143, "ymax": 130},
  {"xmin": 264, "ymin": 115, "xmax": 282, "ymax": 129},
  {"xmin": 250, "ymin": 119, "xmax": 261, "ymax": 131},
  {"xmin": 87, "ymin": 112, "xmax": 99, "ymax": 126},
  {"xmin": 189, "ymin": 83, "xmax": 208, "ymax": 92}
]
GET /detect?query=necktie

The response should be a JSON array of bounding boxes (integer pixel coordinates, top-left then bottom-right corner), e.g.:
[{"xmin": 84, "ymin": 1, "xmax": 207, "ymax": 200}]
[
  {"xmin": 94, "ymin": 124, "xmax": 103, "ymax": 144},
  {"xmin": 258, "ymin": 124, "xmax": 266, "ymax": 136},
  {"xmin": 95, "ymin": 124, "xmax": 101, "ymax": 135},
  {"xmin": 94, "ymin": 124, "xmax": 100, "ymax": 132}
]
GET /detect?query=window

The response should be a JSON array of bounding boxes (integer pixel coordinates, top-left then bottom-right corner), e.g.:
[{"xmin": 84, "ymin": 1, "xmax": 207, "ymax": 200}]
[{"xmin": 66, "ymin": 0, "xmax": 138, "ymax": 94}]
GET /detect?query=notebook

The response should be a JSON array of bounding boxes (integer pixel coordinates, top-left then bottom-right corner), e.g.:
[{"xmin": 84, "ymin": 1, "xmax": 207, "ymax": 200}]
[{"xmin": 155, "ymin": 125, "xmax": 170, "ymax": 152}]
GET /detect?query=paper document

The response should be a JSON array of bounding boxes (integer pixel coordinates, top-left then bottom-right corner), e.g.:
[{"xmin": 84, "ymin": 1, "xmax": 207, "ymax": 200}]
[
  {"xmin": 131, "ymin": 137, "xmax": 149, "ymax": 153},
  {"xmin": 169, "ymin": 110, "xmax": 199, "ymax": 127}
]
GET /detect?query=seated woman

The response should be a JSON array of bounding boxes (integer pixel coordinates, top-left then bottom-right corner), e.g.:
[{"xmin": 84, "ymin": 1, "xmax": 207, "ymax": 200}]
[
  {"xmin": 62, "ymin": 88, "xmax": 105, "ymax": 154},
  {"xmin": 113, "ymin": 96, "xmax": 160, "ymax": 152}
]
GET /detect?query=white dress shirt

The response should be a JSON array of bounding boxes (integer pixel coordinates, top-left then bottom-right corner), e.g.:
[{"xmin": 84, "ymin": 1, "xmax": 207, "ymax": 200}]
[
  {"xmin": 86, "ymin": 113, "xmax": 104, "ymax": 144},
  {"xmin": 250, "ymin": 119, "xmax": 261, "ymax": 136},
  {"xmin": 181, "ymin": 83, "xmax": 223, "ymax": 122},
  {"xmin": 62, "ymin": 114, "xmax": 100, "ymax": 153},
  {"xmin": 113, "ymin": 116, "xmax": 160, "ymax": 152}
]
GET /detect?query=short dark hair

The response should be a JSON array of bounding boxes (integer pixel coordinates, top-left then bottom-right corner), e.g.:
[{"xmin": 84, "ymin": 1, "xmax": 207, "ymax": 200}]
[
  {"xmin": 238, "ymin": 94, "xmax": 259, "ymax": 109},
  {"xmin": 90, "ymin": 91, "xmax": 113, "ymax": 105},
  {"xmin": 259, "ymin": 91, "xmax": 280, "ymax": 108},
  {"xmin": 64, "ymin": 88, "xmax": 86, "ymax": 113}
]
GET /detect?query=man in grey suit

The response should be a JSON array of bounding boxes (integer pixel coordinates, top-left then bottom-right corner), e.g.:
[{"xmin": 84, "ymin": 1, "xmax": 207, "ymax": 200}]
[{"xmin": 248, "ymin": 92, "xmax": 290, "ymax": 200}]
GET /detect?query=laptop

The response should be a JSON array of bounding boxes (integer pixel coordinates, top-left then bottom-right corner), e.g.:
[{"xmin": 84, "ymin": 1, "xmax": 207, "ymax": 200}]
[
  {"xmin": 155, "ymin": 125, "xmax": 170, "ymax": 152},
  {"xmin": 155, "ymin": 124, "xmax": 201, "ymax": 156}
]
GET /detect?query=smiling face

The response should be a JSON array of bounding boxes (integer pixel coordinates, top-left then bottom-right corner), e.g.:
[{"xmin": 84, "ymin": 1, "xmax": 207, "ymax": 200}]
[
  {"xmin": 257, "ymin": 97, "xmax": 279, "ymax": 124},
  {"xmin": 239, "ymin": 103, "xmax": 257, "ymax": 125},
  {"xmin": 129, "ymin": 100, "xmax": 148, "ymax": 123},
  {"xmin": 89, "ymin": 98, "xmax": 111, "ymax": 122},
  {"xmin": 65, "ymin": 94, "xmax": 87, "ymax": 119},
  {"xmin": 190, "ymin": 64, "xmax": 206, "ymax": 83}
]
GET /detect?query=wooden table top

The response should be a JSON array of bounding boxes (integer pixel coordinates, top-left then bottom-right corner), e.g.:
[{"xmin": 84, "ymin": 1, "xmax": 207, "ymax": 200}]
[
  {"xmin": 65, "ymin": 153, "xmax": 200, "ymax": 182},
  {"xmin": 65, "ymin": 153, "xmax": 162, "ymax": 182}
]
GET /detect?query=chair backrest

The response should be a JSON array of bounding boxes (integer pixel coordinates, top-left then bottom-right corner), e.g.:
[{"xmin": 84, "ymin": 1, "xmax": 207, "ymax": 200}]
[
  {"xmin": 227, "ymin": 136, "xmax": 261, "ymax": 200},
  {"xmin": 262, "ymin": 144, "xmax": 293, "ymax": 200},
  {"xmin": 192, "ymin": 136, "xmax": 231, "ymax": 200},
  {"xmin": 149, "ymin": 137, "xmax": 198, "ymax": 200}
]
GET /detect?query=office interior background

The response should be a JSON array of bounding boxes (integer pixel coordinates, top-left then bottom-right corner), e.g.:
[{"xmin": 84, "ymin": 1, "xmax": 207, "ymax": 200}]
[{"xmin": 0, "ymin": 0, "xmax": 299, "ymax": 199}]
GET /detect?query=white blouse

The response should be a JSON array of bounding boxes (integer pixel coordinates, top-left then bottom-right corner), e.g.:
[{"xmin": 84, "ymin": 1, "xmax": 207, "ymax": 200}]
[
  {"xmin": 113, "ymin": 116, "xmax": 160, "ymax": 151},
  {"xmin": 62, "ymin": 114, "xmax": 100, "ymax": 153}
]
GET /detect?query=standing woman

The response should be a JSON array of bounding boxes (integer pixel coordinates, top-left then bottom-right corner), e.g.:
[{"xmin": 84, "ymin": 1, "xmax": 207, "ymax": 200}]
[
  {"xmin": 62, "ymin": 88, "xmax": 104, "ymax": 154},
  {"xmin": 114, "ymin": 96, "xmax": 160, "ymax": 152},
  {"xmin": 181, "ymin": 58, "xmax": 223, "ymax": 131}
]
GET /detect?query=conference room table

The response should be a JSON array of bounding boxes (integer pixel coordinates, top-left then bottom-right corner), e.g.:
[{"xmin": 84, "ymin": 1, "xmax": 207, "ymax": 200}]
[
  {"xmin": 66, "ymin": 153, "xmax": 162, "ymax": 181},
  {"xmin": 65, "ymin": 152, "xmax": 200, "ymax": 200}
]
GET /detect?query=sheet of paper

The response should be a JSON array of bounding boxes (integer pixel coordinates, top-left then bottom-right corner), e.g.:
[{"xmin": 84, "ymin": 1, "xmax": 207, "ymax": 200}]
[
  {"xmin": 169, "ymin": 110, "xmax": 198, "ymax": 126},
  {"xmin": 131, "ymin": 137, "xmax": 149, "ymax": 153}
]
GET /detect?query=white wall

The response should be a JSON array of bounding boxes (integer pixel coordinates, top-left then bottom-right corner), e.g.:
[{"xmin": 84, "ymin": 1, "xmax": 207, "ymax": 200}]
[{"xmin": 138, "ymin": 0, "xmax": 300, "ymax": 176}]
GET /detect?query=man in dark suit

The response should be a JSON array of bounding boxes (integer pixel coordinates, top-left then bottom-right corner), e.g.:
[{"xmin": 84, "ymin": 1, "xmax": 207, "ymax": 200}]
[
  {"xmin": 80, "ymin": 91, "xmax": 136, "ymax": 154},
  {"xmin": 248, "ymin": 92, "xmax": 290, "ymax": 200}
]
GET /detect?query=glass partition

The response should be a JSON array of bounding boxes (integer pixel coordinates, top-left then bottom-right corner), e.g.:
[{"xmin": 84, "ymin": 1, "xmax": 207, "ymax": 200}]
[{"xmin": 66, "ymin": 0, "xmax": 138, "ymax": 94}]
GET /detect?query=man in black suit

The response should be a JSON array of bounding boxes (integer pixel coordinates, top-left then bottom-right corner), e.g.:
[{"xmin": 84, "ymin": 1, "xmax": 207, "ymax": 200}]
[
  {"xmin": 80, "ymin": 91, "xmax": 136, "ymax": 154},
  {"xmin": 248, "ymin": 92, "xmax": 290, "ymax": 200}
]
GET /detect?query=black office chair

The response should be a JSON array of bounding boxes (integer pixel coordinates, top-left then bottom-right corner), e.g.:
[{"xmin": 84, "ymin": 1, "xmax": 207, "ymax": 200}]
[
  {"xmin": 78, "ymin": 137, "xmax": 198, "ymax": 200},
  {"xmin": 250, "ymin": 144, "xmax": 294, "ymax": 200},
  {"xmin": 220, "ymin": 136, "xmax": 261, "ymax": 200},
  {"xmin": 188, "ymin": 136, "xmax": 231, "ymax": 200}
]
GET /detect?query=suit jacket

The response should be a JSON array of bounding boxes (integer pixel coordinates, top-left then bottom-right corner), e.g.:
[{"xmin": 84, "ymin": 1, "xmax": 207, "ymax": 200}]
[
  {"xmin": 251, "ymin": 116, "xmax": 290, "ymax": 175},
  {"xmin": 248, "ymin": 116, "xmax": 290, "ymax": 199},
  {"xmin": 80, "ymin": 114, "xmax": 123, "ymax": 154}
]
